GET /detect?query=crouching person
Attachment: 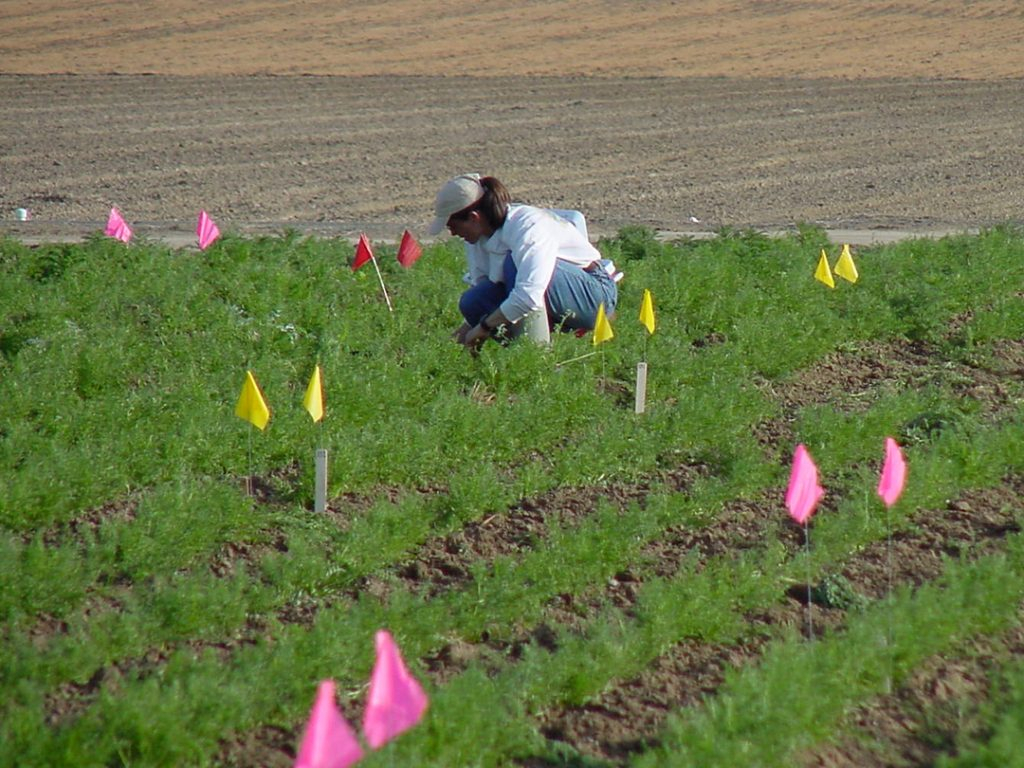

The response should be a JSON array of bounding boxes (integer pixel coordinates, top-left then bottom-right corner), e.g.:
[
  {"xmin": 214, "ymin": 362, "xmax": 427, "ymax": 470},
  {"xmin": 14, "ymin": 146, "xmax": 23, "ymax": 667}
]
[{"xmin": 428, "ymin": 173, "xmax": 618, "ymax": 351}]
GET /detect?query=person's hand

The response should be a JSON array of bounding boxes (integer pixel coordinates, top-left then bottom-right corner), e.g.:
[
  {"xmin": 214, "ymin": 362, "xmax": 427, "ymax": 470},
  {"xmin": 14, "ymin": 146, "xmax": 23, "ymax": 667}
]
[
  {"xmin": 453, "ymin": 322, "xmax": 472, "ymax": 345},
  {"xmin": 461, "ymin": 311, "xmax": 507, "ymax": 353},
  {"xmin": 463, "ymin": 323, "xmax": 489, "ymax": 352}
]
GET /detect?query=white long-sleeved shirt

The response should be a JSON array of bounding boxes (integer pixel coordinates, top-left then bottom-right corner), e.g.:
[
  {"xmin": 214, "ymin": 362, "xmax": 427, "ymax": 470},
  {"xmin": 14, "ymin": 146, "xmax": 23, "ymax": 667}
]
[{"xmin": 464, "ymin": 205, "xmax": 601, "ymax": 323}]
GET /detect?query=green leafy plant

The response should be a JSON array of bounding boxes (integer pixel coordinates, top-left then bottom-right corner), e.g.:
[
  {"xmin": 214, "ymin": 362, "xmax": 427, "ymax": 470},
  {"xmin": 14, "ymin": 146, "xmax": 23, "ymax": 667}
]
[{"xmin": 1, "ymin": 227, "xmax": 1022, "ymax": 767}]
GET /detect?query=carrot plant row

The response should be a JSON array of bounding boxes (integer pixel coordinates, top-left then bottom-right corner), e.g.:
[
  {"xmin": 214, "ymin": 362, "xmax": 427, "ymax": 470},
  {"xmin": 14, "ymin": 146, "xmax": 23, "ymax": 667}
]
[{"xmin": 1, "ymin": 225, "xmax": 1022, "ymax": 766}]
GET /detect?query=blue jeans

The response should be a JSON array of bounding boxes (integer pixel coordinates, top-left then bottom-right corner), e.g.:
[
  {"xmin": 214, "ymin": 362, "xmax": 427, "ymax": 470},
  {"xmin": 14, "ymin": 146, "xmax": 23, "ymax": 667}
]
[{"xmin": 459, "ymin": 254, "xmax": 617, "ymax": 333}]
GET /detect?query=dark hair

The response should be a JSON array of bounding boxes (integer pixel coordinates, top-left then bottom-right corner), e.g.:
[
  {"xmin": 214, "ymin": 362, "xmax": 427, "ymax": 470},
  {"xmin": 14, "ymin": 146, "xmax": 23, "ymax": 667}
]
[
  {"xmin": 476, "ymin": 177, "xmax": 511, "ymax": 229},
  {"xmin": 451, "ymin": 176, "xmax": 511, "ymax": 230}
]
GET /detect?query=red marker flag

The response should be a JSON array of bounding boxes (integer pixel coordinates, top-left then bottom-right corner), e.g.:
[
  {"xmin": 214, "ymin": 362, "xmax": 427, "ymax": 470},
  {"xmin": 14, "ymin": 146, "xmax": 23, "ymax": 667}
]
[
  {"xmin": 363, "ymin": 630, "xmax": 428, "ymax": 749},
  {"xmin": 396, "ymin": 229, "xmax": 422, "ymax": 268},
  {"xmin": 877, "ymin": 437, "xmax": 907, "ymax": 508},
  {"xmin": 352, "ymin": 233, "xmax": 374, "ymax": 271},
  {"xmin": 785, "ymin": 444, "xmax": 825, "ymax": 525},
  {"xmin": 196, "ymin": 210, "xmax": 221, "ymax": 250},
  {"xmin": 294, "ymin": 680, "xmax": 363, "ymax": 768}
]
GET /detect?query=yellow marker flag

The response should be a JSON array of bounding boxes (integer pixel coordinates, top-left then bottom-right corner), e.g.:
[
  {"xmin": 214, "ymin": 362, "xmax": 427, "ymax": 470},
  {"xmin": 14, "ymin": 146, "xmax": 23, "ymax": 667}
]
[
  {"xmin": 303, "ymin": 364, "xmax": 324, "ymax": 423},
  {"xmin": 814, "ymin": 249, "xmax": 835, "ymax": 288},
  {"xmin": 834, "ymin": 243, "xmax": 859, "ymax": 283},
  {"xmin": 235, "ymin": 370, "xmax": 270, "ymax": 430},
  {"xmin": 639, "ymin": 289, "xmax": 656, "ymax": 335},
  {"xmin": 593, "ymin": 302, "xmax": 614, "ymax": 346}
]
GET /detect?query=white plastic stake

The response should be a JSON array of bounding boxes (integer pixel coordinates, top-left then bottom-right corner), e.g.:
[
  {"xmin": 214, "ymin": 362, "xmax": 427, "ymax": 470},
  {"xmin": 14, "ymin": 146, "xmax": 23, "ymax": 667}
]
[
  {"xmin": 635, "ymin": 362, "xmax": 648, "ymax": 414},
  {"xmin": 314, "ymin": 448, "xmax": 328, "ymax": 513}
]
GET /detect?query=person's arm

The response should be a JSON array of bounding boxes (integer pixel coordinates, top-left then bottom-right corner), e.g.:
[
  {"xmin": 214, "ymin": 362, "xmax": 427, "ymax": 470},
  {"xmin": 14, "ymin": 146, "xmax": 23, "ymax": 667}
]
[{"xmin": 498, "ymin": 212, "xmax": 558, "ymax": 323}]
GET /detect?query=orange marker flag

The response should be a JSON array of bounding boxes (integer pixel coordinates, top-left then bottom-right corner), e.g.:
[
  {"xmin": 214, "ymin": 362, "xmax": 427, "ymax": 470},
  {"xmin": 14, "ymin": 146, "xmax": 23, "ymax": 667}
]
[
  {"xmin": 639, "ymin": 289, "xmax": 656, "ymax": 335},
  {"xmin": 353, "ymin": 233, "xmax": 394, "ymax": 311},
  {"xmin": 593, "ymin": 303, "xmax": 614, "ymax": 346},
  {"xmin": 352, "ymin": 233, "xmax": 374, "ymax": 271},
  {"xmin": 303, "ymin": 365, "xmax": 324, "ymax": 423},
  {"xmin": 814, "ymin": 249, "xmax": 835, "ymax": 288},
  {"xmin": 396, "ymin": 229, "xmax": 422, "ymax": 268},
  {"xmin": 834, "ymin": 243, "xmax": 859, "ymax": 283},
  {"xmin": 235, "ymin": 370, "xmax": 270, "ymax": 430}
]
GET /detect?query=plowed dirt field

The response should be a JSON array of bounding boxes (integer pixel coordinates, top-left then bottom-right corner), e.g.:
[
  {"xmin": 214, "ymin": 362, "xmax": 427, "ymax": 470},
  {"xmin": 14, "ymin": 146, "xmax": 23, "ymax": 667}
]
[{"xmin": 2, "ymin": 1, "xmax": 1022, "ymax": 241}]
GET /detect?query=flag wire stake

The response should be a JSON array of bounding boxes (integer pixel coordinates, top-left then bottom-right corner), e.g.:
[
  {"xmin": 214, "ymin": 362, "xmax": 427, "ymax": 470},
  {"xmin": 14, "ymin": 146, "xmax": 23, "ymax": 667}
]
[
  {"xmin": 369, "ymin": 255, "xmax": 393, "ymax": 313},
  {"xmin": 886, "ymin": 502, "xmax": 894, "ymax": 694},
  {"xmin": 246, "ymin": 428, "xmax": 253, "ymax": 498},
  {"xmin": 601, "ymin": 347, "xmax": 606, "ymax": 393},
  {"xmin": 555, "ymin": 350, "xmax": 598, "ymax": 368},
  {"xmin": 805, "ymin": 519, "xmax": 813, "ymax": 642}
]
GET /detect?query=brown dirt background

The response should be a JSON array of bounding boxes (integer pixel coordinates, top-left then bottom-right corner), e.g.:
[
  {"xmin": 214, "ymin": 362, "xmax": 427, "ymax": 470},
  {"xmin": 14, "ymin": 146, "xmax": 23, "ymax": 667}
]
[{"xmin": 2, "ymin": 1, "xmax": 1023, "ymax": 241}]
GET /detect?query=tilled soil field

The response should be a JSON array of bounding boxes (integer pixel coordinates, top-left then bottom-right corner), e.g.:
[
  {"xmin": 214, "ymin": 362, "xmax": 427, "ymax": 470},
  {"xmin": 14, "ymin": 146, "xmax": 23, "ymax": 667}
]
[{"xmin": 2, "ymin": 75, "xmax": 1023, "ymax": 243}]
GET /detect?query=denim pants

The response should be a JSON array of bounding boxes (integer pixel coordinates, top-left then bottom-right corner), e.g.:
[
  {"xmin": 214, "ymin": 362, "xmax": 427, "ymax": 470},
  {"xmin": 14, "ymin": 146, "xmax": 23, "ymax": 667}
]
[{"xmin": 459, "ymin": 253, "xmax": 617, "ymax": 333}]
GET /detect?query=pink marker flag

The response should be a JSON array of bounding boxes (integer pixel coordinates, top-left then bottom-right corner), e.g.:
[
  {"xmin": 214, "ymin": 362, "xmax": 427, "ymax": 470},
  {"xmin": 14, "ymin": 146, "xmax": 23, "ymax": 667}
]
[
  {"xmin": 196, "ymin": 210, "xmax": 221, "ymax": 250},
  {"xmin": 294, "ymin": 680, "xmax": 363, "ymax": 768},
  {"xmin": 105, "ymin": 207, "xmax": 132, "ymax": 243},
  {"xmin": 352, "ymin": 234, "xmax": 374, "ymax": 271},
  {"xmin": 363, "ymin": 630, "xmax": 428, "ymax": 750},
  {"xmin": 877, "ymin": 437, "xmax": 907, "ymax": 508},
  {"xmin": 396, "ymin": 230, "xmax": 422, "ymax": 268},
  {"xmin": 785, "ymin": 444, "xmax": 825, "ymax": 525}
]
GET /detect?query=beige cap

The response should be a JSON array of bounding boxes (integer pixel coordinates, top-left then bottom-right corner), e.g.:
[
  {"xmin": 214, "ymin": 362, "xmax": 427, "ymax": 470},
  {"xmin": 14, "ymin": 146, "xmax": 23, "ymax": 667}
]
[{"xmin": 428, "ymin": 173, "xmax": 484, "ymax": 235}]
